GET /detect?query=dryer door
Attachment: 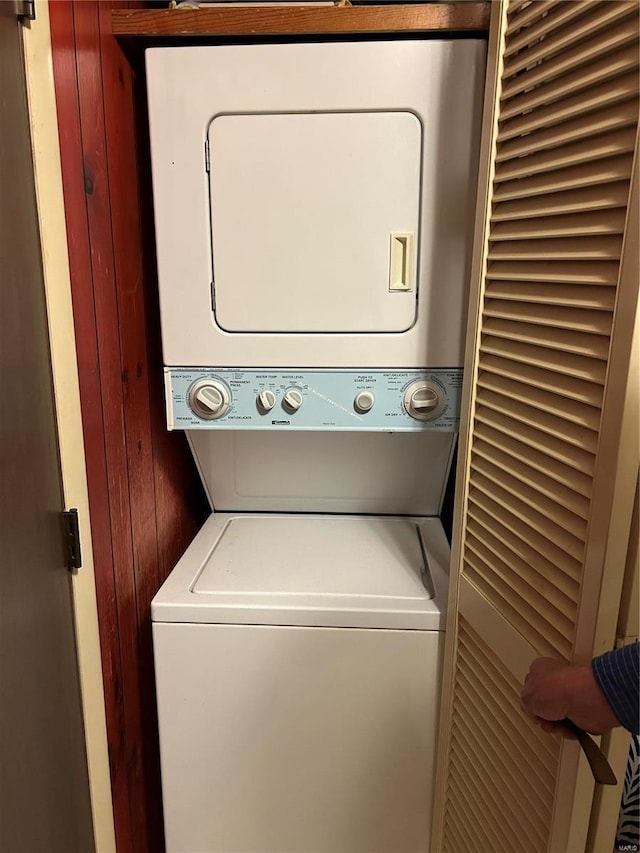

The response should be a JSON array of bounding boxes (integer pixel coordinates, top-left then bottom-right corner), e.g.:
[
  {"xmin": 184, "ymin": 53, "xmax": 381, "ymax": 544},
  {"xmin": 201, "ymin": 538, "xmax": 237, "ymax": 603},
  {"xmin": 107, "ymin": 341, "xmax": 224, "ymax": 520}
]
[{"xmin": 208, "ymin": 111, "xmax": 421, "ymax": 334}]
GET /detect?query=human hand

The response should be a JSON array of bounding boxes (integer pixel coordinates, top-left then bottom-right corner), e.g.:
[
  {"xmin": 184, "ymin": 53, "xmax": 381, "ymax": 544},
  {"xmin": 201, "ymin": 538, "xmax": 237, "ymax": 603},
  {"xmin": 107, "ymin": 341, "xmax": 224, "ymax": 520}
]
[{"xmin": 520, "ymin": 657, "xmax": 619, "ymax": 736}]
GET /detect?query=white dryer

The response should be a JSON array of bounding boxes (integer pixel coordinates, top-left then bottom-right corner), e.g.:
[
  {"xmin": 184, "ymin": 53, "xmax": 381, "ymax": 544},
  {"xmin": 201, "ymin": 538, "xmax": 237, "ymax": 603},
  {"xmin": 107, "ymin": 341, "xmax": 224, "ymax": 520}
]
[{"xmin": 147, "ymin": 39, "xmax": 484, "ymax": 853}]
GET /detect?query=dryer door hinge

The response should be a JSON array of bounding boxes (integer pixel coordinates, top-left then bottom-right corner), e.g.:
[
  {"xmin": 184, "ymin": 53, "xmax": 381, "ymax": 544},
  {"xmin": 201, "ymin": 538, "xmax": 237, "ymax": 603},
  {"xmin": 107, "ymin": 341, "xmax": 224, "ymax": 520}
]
[
  {"xmin": 61, "ymin": 508, "xmax": 82, "ymax": 572},
  {"xmin": 210, "ymin": 281, "xmax": 216, "ymax": 312},
  {"xmin": 205, "ymin": 138, "xmax": 210, "ymax": 173},
  {"xmin": 16, "ymin": 0, "xmax": 36, "ymax": 22}
]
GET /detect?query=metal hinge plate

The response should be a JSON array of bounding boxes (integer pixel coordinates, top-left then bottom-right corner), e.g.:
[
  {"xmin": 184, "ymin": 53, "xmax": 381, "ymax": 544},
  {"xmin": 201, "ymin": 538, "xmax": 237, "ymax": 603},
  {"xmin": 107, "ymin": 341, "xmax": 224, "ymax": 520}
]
[
  {"xmin": 16, "ymin": 0, "xmax": 36, "ymax": 22},
  {"xmin": 61, "ymin": 509, "xmax": 82, "ymax": 572}
]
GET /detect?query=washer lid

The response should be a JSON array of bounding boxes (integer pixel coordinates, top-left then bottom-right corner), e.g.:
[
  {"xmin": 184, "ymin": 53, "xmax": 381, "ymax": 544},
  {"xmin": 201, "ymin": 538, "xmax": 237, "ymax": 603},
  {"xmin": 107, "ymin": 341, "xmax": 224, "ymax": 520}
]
[
  {"xmin": 152, "ymin": 513, "xmax": 450, "ymax": 630},
  {"xmin": 195, "ymin": 515, "xmax": 429, "ymax": 597}
]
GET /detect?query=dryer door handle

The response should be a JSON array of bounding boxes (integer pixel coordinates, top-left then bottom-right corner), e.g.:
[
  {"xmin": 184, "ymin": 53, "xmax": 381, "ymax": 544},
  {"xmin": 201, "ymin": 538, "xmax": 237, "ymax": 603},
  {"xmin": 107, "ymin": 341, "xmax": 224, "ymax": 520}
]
[{"xmin": 389, "ymin": 232, "xmax": 414, "ymax": 293}]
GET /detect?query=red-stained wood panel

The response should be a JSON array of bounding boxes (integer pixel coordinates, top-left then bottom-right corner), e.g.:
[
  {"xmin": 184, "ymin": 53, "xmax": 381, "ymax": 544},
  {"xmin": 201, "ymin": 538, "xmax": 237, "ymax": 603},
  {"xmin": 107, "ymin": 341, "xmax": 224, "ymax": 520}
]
[
  {"xmin": 49, "ymin": 2, "xmax": 208, "ymax": 851},
  {"xmin": 94, "ymin": 3, "xmax": 163, "ymax": 847}
]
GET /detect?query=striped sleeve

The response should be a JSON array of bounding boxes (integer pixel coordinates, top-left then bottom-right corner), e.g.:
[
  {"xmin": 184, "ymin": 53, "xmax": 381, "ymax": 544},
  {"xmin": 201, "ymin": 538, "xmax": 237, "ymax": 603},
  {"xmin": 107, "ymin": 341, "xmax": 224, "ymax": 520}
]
[{"xmin": 592, "ymin": 643, "xmax": 640, "ymax": 735}]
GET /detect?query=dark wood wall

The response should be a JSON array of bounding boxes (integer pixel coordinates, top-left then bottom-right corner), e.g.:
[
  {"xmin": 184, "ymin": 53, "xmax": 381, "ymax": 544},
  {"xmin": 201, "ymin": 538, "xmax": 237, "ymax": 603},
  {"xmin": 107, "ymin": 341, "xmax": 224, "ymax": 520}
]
[{"xmin": 49, "ymin": 3, "xmax": 209, "ymax": 850}]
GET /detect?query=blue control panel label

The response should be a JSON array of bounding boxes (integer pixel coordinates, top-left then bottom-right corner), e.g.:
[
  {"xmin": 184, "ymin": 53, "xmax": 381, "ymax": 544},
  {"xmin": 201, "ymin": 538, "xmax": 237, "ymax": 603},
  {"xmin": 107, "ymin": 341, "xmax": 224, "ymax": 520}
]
[{"xmin": 165, "ymin": 368, "xmax": 463, "ymax": 431}]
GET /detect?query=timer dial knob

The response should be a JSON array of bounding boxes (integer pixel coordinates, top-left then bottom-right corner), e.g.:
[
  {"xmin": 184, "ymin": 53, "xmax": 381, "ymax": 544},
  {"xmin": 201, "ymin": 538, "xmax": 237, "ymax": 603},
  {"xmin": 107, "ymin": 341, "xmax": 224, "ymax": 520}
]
[
  {"xmin": 188, "ymin": 379, "xmax": 231, "ymax": 420},
  {"xmin": 403, "ymin": 381, "xmax": 443, "ymax": 421},
  {"xmin": 257, "ymin": 390, "xmax": 276, "ymax": 413},
  {"xmin": 282, "ymin": 388, "xmax": 304, "ymax": 413}
]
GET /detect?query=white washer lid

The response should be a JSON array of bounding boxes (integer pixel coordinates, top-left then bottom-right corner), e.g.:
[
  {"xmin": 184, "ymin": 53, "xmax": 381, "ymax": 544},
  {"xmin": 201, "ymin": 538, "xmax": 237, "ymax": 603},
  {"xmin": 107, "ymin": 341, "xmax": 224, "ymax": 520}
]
[{"xmin": 152, "ymin": 513, "xmax": 449, "ymax": 630}]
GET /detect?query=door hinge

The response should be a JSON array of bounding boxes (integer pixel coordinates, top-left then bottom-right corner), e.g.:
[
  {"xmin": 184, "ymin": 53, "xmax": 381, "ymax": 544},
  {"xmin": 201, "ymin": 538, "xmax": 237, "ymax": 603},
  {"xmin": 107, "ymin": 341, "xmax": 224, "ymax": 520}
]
[
  {"xmin": 211, "ymin": 280, "xmax": 216, "ymax": 312},
  {"xmin": 61, "ymin": 509, "xmax": 82, "ymax": 572},
  {"xmin": 205, "ymin": 138, "xmax": 210, "ymax": 173},
  {"xmin": 16, "ymin": 0, "xmax": 36, "ymax": 23}
]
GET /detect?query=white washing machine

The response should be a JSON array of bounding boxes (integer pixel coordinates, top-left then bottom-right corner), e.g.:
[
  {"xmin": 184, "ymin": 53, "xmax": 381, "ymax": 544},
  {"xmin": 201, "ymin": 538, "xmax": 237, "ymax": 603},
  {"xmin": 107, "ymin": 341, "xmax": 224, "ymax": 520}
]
[
  {"xmin": 153, "ymin": 514, "xmax": 449, "ymax": 852},
  {"xmin": 147, "ymin": 39, "xmax": 484, "ymax": 852}
]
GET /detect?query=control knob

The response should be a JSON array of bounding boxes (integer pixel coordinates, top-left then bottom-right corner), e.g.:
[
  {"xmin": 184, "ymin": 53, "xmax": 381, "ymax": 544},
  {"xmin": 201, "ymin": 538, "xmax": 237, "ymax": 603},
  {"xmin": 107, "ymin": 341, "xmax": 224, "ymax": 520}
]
[
  {"xmin": 282, "ymin": 388, "xmax": 304, "ymax": 414},
  {"xmin": 257, "ymin": 390, "xmax": 276, "ymax": 413},
  {"xmin": 403, "ymin": 381, "xmax": 443, "ymax": 421},
  {"xmin": 188, "ymin": 379, "xmax": 231, "ymax": 420}
]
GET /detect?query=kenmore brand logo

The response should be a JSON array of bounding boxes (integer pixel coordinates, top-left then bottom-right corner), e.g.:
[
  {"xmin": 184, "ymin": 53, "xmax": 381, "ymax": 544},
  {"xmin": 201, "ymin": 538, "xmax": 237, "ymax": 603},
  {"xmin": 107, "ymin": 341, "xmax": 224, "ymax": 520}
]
[{"xmin": 272, "ymin": 420, "xmax": 290, "ymax": 425}]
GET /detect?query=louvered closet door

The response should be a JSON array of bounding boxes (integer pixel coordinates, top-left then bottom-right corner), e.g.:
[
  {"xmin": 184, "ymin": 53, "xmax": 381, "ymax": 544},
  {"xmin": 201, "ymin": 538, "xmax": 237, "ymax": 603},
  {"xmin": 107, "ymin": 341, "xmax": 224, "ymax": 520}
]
[{"xmin": 432, "ymin": 3, "xmax": 639, "ymax": 852}]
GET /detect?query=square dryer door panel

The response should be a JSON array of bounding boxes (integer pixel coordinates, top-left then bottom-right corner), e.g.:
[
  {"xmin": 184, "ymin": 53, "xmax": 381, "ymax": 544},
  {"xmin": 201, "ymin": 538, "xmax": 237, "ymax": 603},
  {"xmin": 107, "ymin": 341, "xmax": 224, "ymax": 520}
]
[{"xmin": 209, "ymin": 111, "xmax": 421, "ymax": 334}]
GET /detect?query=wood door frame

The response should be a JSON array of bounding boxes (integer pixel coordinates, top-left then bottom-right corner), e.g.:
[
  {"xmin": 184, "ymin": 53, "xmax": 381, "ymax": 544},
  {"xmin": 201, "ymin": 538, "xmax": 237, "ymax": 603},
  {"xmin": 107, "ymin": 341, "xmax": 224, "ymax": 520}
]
[
  {"xmin": 0, "ymin": 3, "xmax": 95, "ymax": 850},
  {"xmin": 21, "ymin": 2, "xmax": 116, "ymax": 848},
  {"xmin": 49, "ymin": 3, "xmax": 208, "ymax": 850}
]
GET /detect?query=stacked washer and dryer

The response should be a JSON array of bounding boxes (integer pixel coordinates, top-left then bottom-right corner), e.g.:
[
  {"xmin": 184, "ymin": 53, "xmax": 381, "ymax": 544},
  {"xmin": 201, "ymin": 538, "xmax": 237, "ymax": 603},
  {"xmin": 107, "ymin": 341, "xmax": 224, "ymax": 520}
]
[{"xmin": 146, "ymin": 39, "xmax": 484, "ymax": 853}]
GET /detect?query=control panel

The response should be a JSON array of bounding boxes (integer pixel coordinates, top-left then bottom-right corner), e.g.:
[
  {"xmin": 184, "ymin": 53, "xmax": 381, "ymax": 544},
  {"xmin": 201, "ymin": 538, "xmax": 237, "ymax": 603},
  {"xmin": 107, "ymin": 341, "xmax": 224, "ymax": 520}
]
[{"xmin": 165, "ymin": 369, "xmax": 463, "ymax": 431}]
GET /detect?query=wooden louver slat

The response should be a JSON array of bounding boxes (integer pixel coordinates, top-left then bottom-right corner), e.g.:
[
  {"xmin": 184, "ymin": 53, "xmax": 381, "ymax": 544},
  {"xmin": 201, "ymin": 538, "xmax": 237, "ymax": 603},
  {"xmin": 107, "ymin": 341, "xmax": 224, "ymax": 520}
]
[
  {"xmin": 483, "ymin": 281, "xmax": 617, "ymax": 311},
  {"xmin": 486, "ymin": 259, "xmax": 620, "ymax": 285},
  {"xmin": 500, "ymin": 42, "xmax": 640, "ymax": 120},
  {"xmin": 497, "ymin": 100, "xmax": 639, "ymax": 163},
  {"xmin": 489, "ymin": 211, "xmax": 627, "ymax": 240},
  {"xmin": 465, "ymin": 521, "xmax": 577, "ymax": 633},
  {"xmin": 505, "ymin": 0, "xmax": 553, "ymax": 33},
  {"xmin": 468, "ymin": 489, "xmax": 583, "ymax": 585},
  {"xmin": 482, "ymin": 317, "xmax": 610, "ymax": 360},
  {"xmin": 479, "ymin": 337, "xmax": 608, "ymax": 384},
  {"xmin": 453, "ymin": 688, "xmax": 556, "ymax": 813},
  {"xmin": 474, "ymin": 404, "xmax": 596, "ymax": 474},
  {"xmin": 502, "ymin": 2, "xmax": 638, "ymax": 79},
  {"xmin": 500, "ymin": 84, "xmax": 639, "ymax": 149},
  {"xmin": 477, "ymin": 371, "xmax": 602, "ymax": 430},
  {"xmin": 464, "ymin": 548, "xmax": 575, "ymax": 650},
  {"xmin": 452, "ymin": 710, "xmax": 550, "ymax": 843},
  {"xmin": 487, "ymin": 235, "xmax": 623, "ymax": 261},
  {"xmin": 477, "ymin": 389, "xmax": 599, "ymax": 454},
  {"xmin": 448, "ymin": 761, "xmax": 518, "ymax": 852},
  {"xmin": 470, "ymin": 470, "xmax": 585, "ymax": 562},
  {"xmin": 472, "ymin": 439, "xmax": 590, "ymax": 520},
  {"xmin": 448, "ymin": 737, "xmax": 537, "ymax": 852},
  {"xmin": 470, "ymin": 454, "xmax": 588, "ymax": 540},
  {"xmin": 491, "ymin": 180, "xmax": 631, "ymax": 221},
  {"xmin": 496, "ymin": 394, "xmax": 596, "ymax": 456},
  {"xmin": 446, "ymin": 783, "xmax": 507, "ymax": 853},
  {"xmin": 503, "ymin": 1, "xmax": 599, "ymax": 57},
  {"xmin": 466, "ymin": 497, "xmax": 581, "ymax": 598},
  {"xmin": 478, "ymin": 353, "xmax": 604, "ymax": 406},
  {"xmin": 463, "ymin": 548, "xmax": 574, "ymax": 659},
  {"xmin": 473, "ymin": 420, "xmax": 594, "ymax": 499},
  {"xmin": 501, "ymin": 12, "xmax": 639, "ymax": 100},
  {"xmin": 483, "ymin": 298, "xmax": 613, "ymax": 335},
  {"xmin": 492, "ymin": 153, "xmax": 635, "ymax": 201},
  {"xmin": 494, "ymin": 128, "xmax": 637, "ymax": 183}
]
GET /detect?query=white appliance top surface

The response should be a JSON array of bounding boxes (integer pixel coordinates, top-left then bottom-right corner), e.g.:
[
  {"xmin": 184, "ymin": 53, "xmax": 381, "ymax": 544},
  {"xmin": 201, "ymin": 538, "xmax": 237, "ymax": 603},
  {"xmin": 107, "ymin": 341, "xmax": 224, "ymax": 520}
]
[
  {"xmin": 194, "ymin": 516, "xmax": 429, "ymax": 596},
  {"xmin": 152, "ymin": 513, "xmax": 449, "ymax": 630}
]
